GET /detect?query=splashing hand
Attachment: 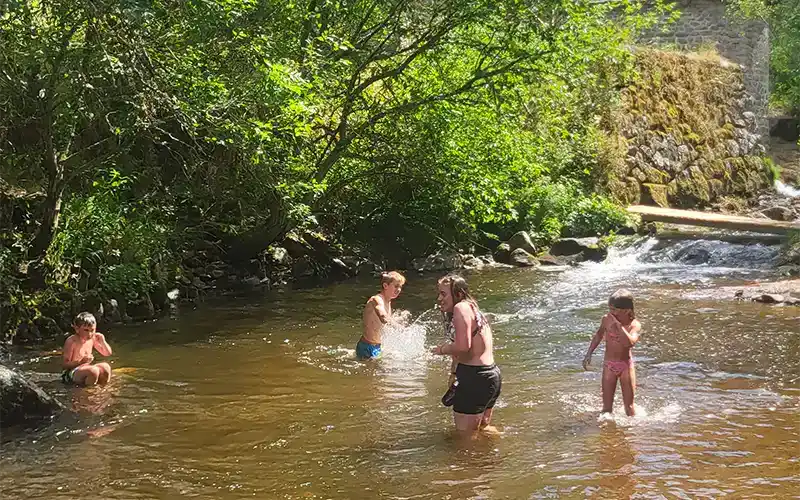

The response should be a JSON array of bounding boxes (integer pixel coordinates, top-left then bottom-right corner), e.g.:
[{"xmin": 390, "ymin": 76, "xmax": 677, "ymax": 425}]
[{"xmin": 582, "ymin": 354, "xmax": 591, "ymax": 371}]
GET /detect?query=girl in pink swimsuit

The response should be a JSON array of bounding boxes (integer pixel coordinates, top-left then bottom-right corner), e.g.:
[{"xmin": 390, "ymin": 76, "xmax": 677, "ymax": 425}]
[{"xmin": 583, "ymin": 289, "xmax": 642, "ymax": 416}]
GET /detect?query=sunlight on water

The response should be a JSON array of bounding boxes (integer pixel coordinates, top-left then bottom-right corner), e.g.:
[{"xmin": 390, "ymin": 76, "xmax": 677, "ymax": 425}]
[{"xmin": 2, "ymin": 236, "xmax": 799, "ymax": 499}]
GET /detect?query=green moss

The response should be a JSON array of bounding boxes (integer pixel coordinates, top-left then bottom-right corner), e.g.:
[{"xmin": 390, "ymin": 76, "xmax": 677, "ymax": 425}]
[
  {"xmin": 600, "ymin": 48, "xmax": 770, "ymax": 209},
  {"xmin": 641, "ymin": 183, "xmax": 670, "ymax": 207}
]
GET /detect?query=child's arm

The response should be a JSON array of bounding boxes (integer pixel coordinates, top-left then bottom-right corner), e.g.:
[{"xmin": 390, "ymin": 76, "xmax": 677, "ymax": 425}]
[
  {"xmin": 431, "ymin": 303, "xmax": 473, "ymax": 357},
  {"xmin": 371, "ymin": 297, "xmax": 393, "ymax": 325},
  {"xmin": 92, "ymin": 332, "xmax": 113, "ymax": 356},
  {"xmin": 441, "ymin": 303, "xmax": 472, "ymax": 356},
  {"xmin": 582, "ymin": 325, "xmax": 605, "ymax": 370},
  {"xmin": 619, "ymin": 320, "xmax": 641, "ymax": 346},
  {"xmin": 606, "ymin": 317, "xmax": 641, "ymax": 346},
  {"xmin": 449, "ymin": 356, "xmax": 458, "ymax": 385}
]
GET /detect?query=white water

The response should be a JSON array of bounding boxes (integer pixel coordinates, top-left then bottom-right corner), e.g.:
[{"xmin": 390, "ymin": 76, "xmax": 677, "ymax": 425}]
[{"xmin": 775, "ymin": 179, "xmax": 800, "ymax": 198}]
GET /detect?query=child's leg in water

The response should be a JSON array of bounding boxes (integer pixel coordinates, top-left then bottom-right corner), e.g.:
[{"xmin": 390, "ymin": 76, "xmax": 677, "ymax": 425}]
[
  {"xmin": 620, "ymin": 365, "xmax": 636, "ymax": 416},
  {"xmin": 601, "ymin": 366, "xmax": 617, "ymax": 413}
]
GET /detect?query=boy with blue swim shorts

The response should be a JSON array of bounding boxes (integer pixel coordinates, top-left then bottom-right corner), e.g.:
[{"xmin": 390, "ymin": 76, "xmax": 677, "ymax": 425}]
[{"xmin": 358, "ymin": 271, "xmax": 406, "ymax": 360}]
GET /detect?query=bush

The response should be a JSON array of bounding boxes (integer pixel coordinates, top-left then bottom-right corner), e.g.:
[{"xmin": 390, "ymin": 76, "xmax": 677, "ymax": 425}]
[{"xmin": 46, "ymin": 171, "xmax": 175, "ymax": 297}]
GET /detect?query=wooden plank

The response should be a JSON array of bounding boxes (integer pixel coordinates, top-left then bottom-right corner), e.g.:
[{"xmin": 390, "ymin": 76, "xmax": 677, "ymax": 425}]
[{"xmin": 627, "ymin": 205, "xmax": 800, "ymax": 235}]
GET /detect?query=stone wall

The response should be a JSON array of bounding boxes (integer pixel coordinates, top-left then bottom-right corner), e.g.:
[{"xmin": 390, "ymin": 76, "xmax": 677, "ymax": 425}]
[
  {"xmin": 638, "ymin": 0, "xmax": 770, "ymax": 136},
  {"xmin": 601, "ymin": 50, "xmax": 774, "ymax": 208}
]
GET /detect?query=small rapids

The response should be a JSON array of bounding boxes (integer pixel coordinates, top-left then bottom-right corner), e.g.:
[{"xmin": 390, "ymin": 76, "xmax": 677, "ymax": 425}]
[{"xmin": 1, "ymin": 234, "xmax": 797, "ymax": 499}]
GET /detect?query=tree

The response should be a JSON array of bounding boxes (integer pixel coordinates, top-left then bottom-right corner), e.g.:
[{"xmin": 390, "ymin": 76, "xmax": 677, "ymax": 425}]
[{"xmin": 728, "ymin": 0, "xmax": 800, "ymax": 114}]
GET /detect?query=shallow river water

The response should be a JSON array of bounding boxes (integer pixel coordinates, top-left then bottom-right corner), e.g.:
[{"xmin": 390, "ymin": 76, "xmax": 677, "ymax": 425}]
[{"xmin": 1, "ymin": 238, "xmax": 799, "ymax": 499}]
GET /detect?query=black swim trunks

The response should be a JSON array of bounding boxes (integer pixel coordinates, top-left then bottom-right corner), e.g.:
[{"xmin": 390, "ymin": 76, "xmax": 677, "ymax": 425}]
[{"xmin": 453, "ymin": 363, "xmax": 502, "ymax": 415}]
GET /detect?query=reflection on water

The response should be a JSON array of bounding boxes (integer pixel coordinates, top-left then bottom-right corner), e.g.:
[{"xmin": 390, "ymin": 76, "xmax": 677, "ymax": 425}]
[{"xmin": 1, "ymin": 237, "xmax": 799, "ymax": 499}]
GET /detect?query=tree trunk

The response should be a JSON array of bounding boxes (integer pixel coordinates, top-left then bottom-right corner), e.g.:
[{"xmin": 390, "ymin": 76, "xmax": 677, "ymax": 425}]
[{"xmin": 29, "ymin": 137, "xmax": 64, "ymax": 261}]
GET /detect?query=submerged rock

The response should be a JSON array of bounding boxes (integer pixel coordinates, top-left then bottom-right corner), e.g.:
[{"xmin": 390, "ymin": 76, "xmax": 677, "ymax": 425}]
[
  {"xmin": 537, "ymin": 254, "xmax": 573, "ymax": 266},
  {"xmin": 0, "ymin": 365, "xmax": 64, "ymax": 428}
]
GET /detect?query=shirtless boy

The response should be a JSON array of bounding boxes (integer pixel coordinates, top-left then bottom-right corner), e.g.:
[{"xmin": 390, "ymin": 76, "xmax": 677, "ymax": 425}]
[
  {"xmin": 583, "ymin": 289, "xmax": 642, "ymax": 416},
  {"xmin": 62, "ymin": 312, "xmax": 113, "ymax": 386},
  {"xmin": 357, "ymin": 271, "xmax": 406, "ymax": 360}
]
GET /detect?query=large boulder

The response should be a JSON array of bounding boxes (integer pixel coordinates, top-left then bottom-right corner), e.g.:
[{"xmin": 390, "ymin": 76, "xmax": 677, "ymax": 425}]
[
  {"xmin": 493, "ymin": 243, "xmax": 512, "ymax": 264},
  {"xmin": 549, "ymin": 237, "xmax": 608, "ymax": 262},
  {"xmin": 0, "ymin": 365, "xmax": 64, "ymax": 428},
  {"xmin": 577, "ymin": 246, "xmax": 609, "ymax": 263},
  {"xmin": 510, "ymin": 248, "xmax": 539, "ymax": 267},
  {"xmin": 507, "ymin": 231, "xmax": 537, "ymax": 255},
  {"xmin": 549, "ymin": 237, "xmax": 598, "ymax": 257},
  {"xmin": 463, "ymin": 256, "xmax": 485, "ymax": 270},
  {"xmin": 127, "ymin": 293, "xmax": 156, "ymax": 320},
  {"xmin": 356, "ymin": 260, "xmax": 381, "ymax": 276}
]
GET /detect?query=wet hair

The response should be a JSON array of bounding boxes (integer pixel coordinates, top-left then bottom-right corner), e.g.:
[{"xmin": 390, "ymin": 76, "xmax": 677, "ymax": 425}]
[
  {"xmin": 438, "ymin": 273, "xmax": 475, "ymax": 304},
  {"xmin": 73, "ymin": 312, "xmax": 97, "ymax": 328},
  {"xmin": 439, "ymin": 274, "xmax": 479, "ymax": 337},
  {"xmin": 380, "ymin": 271, "xmax": 406, "ymax": 287},
  {"xmin": 608, "ymin": 289, "xmax": 635, "ymax": 317}
]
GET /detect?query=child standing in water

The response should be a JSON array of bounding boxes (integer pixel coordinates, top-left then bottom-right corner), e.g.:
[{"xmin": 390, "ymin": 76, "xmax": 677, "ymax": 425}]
[
  {"xmin": 357, "ymin": 271, "xmax": 406, "ymax": 360},
  {"xmin": 583, "ymin": 289, "xmax": 641, "ymax": 416},
  {"xmin": 62, "ymin": 312, "xmax": 113, "ymax": 386}
]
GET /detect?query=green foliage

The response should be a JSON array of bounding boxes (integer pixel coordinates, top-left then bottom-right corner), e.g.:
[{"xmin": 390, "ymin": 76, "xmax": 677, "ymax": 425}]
[
  {"xmin": 765, "ymin": 157, "xmax": 782, "ymax": 183},
  {"xmin": 727, "ymin": 0, "xmax": 800, "ymax": 114},
  {"xmin": 566, "ymin": 195, "xmax": 631, "ymax": 238},
  {"xmin": 0, "ymin": 0, "xmax": 667, "ymax": 332},
  {"xmin": 46, "ymin": 170, "xmax": 174, "ymax": 297},
  {"xmin": 512, "ymin": 181, "xmax": 630, "ymax": 245}
]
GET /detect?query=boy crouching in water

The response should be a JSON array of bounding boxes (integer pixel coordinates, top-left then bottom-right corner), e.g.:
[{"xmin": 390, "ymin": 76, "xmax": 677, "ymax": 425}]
[
  {"xmin": 357, "ymin": 271, "xmax": 406, "ymax": 360},
  {"xmin": 583, "ymin": 289, "xmax": 641, "ymax": 416},
  {"xmin": 62, "ymin": 312, "xmax": 113, "ymax": 386}
]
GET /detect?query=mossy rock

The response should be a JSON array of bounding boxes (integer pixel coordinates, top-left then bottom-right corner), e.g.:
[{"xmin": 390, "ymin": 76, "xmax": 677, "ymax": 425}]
[
  {"xmin": 630, "ymin": 167, "xmax": 646, "ymax": 182},
  {"xmin": 643, "ymin": 165, "xmax": 670, "ymax": 183},
  {"xmin": 623, "ymin": 177, "xmax": 642, "ymax": 205},
  {"xmin": 604, "ymin": 177, "xmax": 641, "ymax": 205},
  {"xmin": 641, "ymin": 183, "xmax": 670, "ymax": 207},
  {"xmin": 708, "ymin": 178, "xmax": 725, "ymax": 198},
  {"xmin": 603, "ymin": 48, "xmax": 770, "ymax": 209},
  {"xmin": 675, "ymin": 168, "xmax": 711, "ymax": 206}
]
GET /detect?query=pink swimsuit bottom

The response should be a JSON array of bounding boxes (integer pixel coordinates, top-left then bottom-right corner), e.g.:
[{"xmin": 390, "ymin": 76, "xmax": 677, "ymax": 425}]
[{"xmin": 604, "ymin": 358, "xmax": 633, "ymax": 375}]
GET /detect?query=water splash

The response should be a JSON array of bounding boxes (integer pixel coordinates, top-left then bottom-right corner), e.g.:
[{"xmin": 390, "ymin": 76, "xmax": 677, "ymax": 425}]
[
  {"xmin": 408, "ymin": 306, "xmax": 440, "ymax": 327},
  {"xmin": 775, "ymin": 179, "xmax": 800, "ymax": 198},
  {"xmin": 380, "ymin": 323, "xmax": 427, "ymax": 362}
]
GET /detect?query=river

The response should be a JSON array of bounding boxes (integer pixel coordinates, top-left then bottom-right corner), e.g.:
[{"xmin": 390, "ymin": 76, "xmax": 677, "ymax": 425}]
[{"xmin": 1, "ymin": 237, "xmax": 798, "ymax": 499}]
